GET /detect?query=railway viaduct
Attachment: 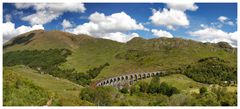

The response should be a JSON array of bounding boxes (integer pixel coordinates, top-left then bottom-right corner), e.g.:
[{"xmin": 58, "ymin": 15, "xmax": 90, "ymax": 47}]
[{"xmin": 95, "ymin": 71, "xmax": 166, "ymax": 88}]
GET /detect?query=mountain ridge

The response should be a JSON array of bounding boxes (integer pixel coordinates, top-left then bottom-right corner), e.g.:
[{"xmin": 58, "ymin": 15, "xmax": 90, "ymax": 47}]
[
  {"xmin": 4, "ymin": 30, "xmax": 236, "ymax": 52},
  {"xmin": 3, "ymin": 30, "xmax": 237, "ymax": 81}
]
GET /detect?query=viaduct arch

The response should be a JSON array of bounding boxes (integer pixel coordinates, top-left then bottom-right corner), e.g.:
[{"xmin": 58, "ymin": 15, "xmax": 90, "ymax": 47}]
[{"xmin": 96, "ymin": 71, "xmax": 166, "ymax": 87}]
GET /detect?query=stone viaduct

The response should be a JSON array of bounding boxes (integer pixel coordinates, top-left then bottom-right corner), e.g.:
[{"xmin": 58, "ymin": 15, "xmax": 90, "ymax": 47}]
[{"xmin": 95, "ymin": 71, "xmax": 166, "ymax": 88}]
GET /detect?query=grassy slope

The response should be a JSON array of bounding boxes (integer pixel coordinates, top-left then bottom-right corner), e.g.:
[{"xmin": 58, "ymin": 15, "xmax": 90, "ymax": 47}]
[
  {"xmin": 138, "ymin": 74, "xmax": 237, "ymax": 93},
  {"xmin": 59, "ymin": 38, "xmax": 144, "ymax": 81},
  {"xmin": 3, "ymin": 67, "xmax": 50, "ymax": 106},
  {"xmin": 3, "ymin": 31, "xmax": 237, "ymax": 106},
  {"xmin": 4, "ymin": 66, "xmax": 93, "ymax": 106},
  {"xmin": 61, "ymin": 37, "xmax": 237, "ymax": 82},
  {"xmin": 139, "ymin": 74, "xmax": 207, "ymax": 93},
  {"xmin": 3, "ymin": 30, "xmax": 84, "ymax": 52},
  {"xmin": 4, "ymin": 31, "xmax": 237, "ymax": 82}
]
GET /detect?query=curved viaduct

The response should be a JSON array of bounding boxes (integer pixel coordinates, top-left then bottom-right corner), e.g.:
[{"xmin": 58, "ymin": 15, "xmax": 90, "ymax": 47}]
[{"xmin": 96, "ymin": 71, "xmax": 166, "ymax": 88}]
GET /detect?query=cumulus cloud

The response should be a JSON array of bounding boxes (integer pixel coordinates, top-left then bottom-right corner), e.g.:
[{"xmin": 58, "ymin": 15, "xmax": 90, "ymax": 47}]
[
  {"xmin": 4, "ymin": 14, "xmax": 12, "ymax": 22},
  {"xmin": 227, "ymin": 21, "xmax": 234, "ymax": 26},
  {"xmin": 166, "ymin": 3, "xmax": 198, "ymax": 11},
  {"xmin": 149, "ymin": 8, "xmax": 189, "ymax": 30},
  {"xmin": 229, "ymin": 32, "xmax": 238, "ymax": 46},
  {"xmin": 66, "ymin": 12, "xmax": 145, "ymax": 43},
  {"xmin": 151, "ymin": 29, "xmax": 174, "ymax": 38},
  {"xmin": 149, "ymin": 3, "xmax": 198, "ymax": 30},
  {"xmin": 87, "ymin": 12, "xmax": 145, "ymax": 32},
  {"xmin": 188, "ymin": 27, "xmax": 237, "ymax": 47},
  {"xmin": 200, "ymin": 24, "xmax": 208, "ymax": 28},
  {"xmin": 15, "ymin": 3, "xmax": 86, "ymax": 25},
  {"xmin": 61, "ymin": 19, "xmax": 73, "ymax": 29},
  {"xmin": 3, "ymin": 22, "xmax": 44, "ymax": 42},
  {"xmin": 102, "ymin": 32, "xmax": 139, "ymax": 43},
  {"xmin": 218, "ymin": 16, "xmax": 228, "ymax": 23},
  {"xmin": 210, "ymin": 22, "xmax": 223, "ymax": 28},
  {"xmin": 217, "ymin": 16, "xmax": 235, "ymax": 26}
]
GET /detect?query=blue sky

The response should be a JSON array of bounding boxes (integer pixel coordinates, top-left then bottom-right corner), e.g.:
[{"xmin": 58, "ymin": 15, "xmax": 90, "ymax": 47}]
[{"xmin": 3, "ymin": 3, "xmax": 238, "ymax": 46}]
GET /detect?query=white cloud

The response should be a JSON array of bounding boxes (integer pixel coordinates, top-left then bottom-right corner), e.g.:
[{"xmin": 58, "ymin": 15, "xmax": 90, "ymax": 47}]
[
  {"xmin": 3, "ymin": 22, "xmax": 44, "ymax": 42},
  {"xmin": 15, "ymin": 3, "xmax": 86, "ymax": 25},
  {"xmin": 102, "ymin": 32, "xmax": 139, "ymax": 43},
  {"xmin": 149, "ymin": 8, "xmax": 189, "ymax": 30},
  {"xmin": 87, "ymin": 12, "xmax": 145, "ymax": 33},
  {"xmin": 22, "ymin": 10, "xmax": 61, "ymax": 25},
  {"xmin": 151, "ymin": 29, "xmax": 174, "ymax": 38},
  {"xmin": 218, "ymin": 16, "xmax": 228, "ymax": 23},
  {"xmin": 61, "ymin": 19, "xmax": 73, "ymax": 29},
  {"xmin": 149, "ymin": 3, "xmax": 198, "ymax": 30},
  {"xmin": 188, "ymin": 27, "xmax": 237, "ymax": 47},
  {"xmin": 227, "ymin": 21, "xmax": 234, "ymax": 26},
  {"xmin": 4, "ymin": 14, "xmax": 12, "ymax": 22},
  {"xmin": 200, "ymin": 24, "xmax": 207, "ymax": 28},
  {"xmin": 66, "ymin": 12, "xmax": 145, "ymax": 43},
  {"xmin": 15, "ymin": 4, "xmax": 33, "ymax": 9},
  {"xmin": 210, "ymin": 22, "xmax": 223, "ymax": 28},
  {"xmin": 67, "ymin": 22, "xmax": 98, "ymax": 35},
  {"xmin": 166, "ymin": 3, "xmax": 198, "ymax": 11},
  {"xmin": 68, "ymin": 12, "xmax": 145, "ymax": 34},
  {"xmin": 229, "ymin": 32, "xmax": 238, "ymax": 46},
  {"xmin": 217, "ymin": 16, "xmax": 235, "ymax": 26}
]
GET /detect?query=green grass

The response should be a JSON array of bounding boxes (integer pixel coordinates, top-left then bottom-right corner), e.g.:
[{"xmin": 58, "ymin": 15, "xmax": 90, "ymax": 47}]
[
  {"xmin": 59, "ymin": 38, "xmax": 143, "ymax": 81},
  {"xmin": 4, "ymin": 31, "xmax": 237, "ymax": 83},
  {"xmin": 60, "ymin": 37, "xmax": 236, "ymax": 83},
  {"xmin": 118, "ymin": 93, "xmax": 169, "ymax": 106},
  {"xmin": 4, "ymin": 66, "xmax": 92, "ymax": 106},
  {"xmin": 138, "ymin": 74, "xmax": 237, "ymax": 94},
  {"xmin": 139, "ymin": 74, "xmax": 207, "ymax": 93},
  {"xmin": 226, "ymin": 86, "xmax": 237, "ymax": 92},
  {"xmin": 3, "ymin": 67, "xmax": 51, "ymax": 106},
  {"xmin": 3, "ymin": 30, "xmax": 237, "ymax": 106}
]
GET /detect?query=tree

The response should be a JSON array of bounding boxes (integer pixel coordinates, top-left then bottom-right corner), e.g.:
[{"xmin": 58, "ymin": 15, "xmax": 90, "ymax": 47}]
[
  {"xmin": 148, "ymin": 94, "xmax": 169, "ymax": 106},
  {"xmin": 138, "ymin": 81, "xmax": 148, "ymax": 93},
  {"xmin": 147, "ymin": 76, "xmax": 160, "ymax": 94},
  {"xmin": 79, "ymin": 86, "xmax": 118, "ymax": 106},
  {"xmin": 170, "ymin": 87, "xmax": 180, "ymax": 95},
  {"xmin": 130, "ymin": 84, "xmax": 140, "ymax": 95},
  {"xmin": 184, "ymin": 57, "xmax": 236, "ymax": 84},
  {"xmin": 200, "ymin": 87, "xmax": 207, "ymax": 94},
  {"xmin": 120, "ymin": 87, "xmax": 129, "ymax": 94},
  {"xmin": 159, "ymin": 82, "xmax": 179, "ymax": 96},
  {"xmin": 197, "ymin": 93, "xmax": 220, "ymax": 106},
  {"xmin": 159, "ymin": 82, "xmax": 169, "ymax": 95},
  {"xmin": 211, "ymin": 87, "xmax": 237, "ymax": 106},
  {"xmin": 79, "ymin": 87, "xmax": 95, "ymax": 102},
  {"xmin": 94, "ymin": 87, "xmax": 114, "ymax": 106}
]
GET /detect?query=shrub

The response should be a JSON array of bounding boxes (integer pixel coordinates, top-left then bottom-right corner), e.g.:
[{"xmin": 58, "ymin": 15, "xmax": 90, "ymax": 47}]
[
  {"xmin": 3, "ymin": 49, "xmax": 109, "ymax": 86},
  {"xmin": 138, "ymin": 81, "xmax": 148, "ymax": 93},
  {"xmin": 3, "ymin": 69, "xmax": 60, "ymax": 106},
  {"xmin": 130, "ymin": 84, "xmax": 140, "ymax": 95},
  {"xmin": 199, "ymin": 87, "xmax": 207, "ymax": 94},
  {"xmin": 147, "ymin": 76, "xmax": 160, "ymax": 94},
  {"xmin": 120, "ymin": 87, "xmax": 129, "ymax": 94},
  {"xmin": 184, "ymin": 57, "xmax": 236, "ymax": 84},
  {"xmin": 79, "ymin": 86, "xmax": 118, "ymax": 106}
]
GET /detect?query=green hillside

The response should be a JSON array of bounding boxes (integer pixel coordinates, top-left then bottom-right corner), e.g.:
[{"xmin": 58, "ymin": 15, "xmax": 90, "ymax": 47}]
[
  {"xmin": 3, "ymin": 66, "xmax": 58, "ymax": 106},
  {"xmin": 3, "ymin": 30, "xmax": 237, "ymax": 82},
  {"xmin": 3, "ymin": 30, "xmax": 237, "ymax": 106},
  {"xmin": 4, "ymin": 66, "xmax": 92, "ymax": 106},
  {"xmin": 63, "ymin": 37, "xmax": 237, "ymax": 81}
]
